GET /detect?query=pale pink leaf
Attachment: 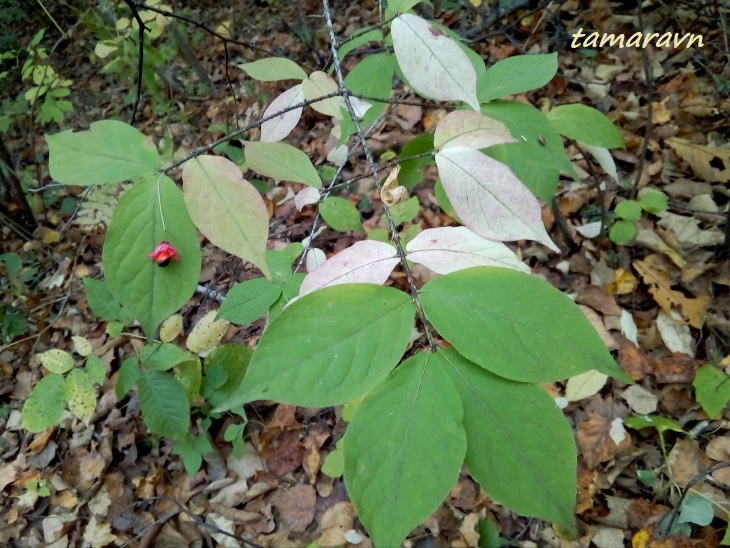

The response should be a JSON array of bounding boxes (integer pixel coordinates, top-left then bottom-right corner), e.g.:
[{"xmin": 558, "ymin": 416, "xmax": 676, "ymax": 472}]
[
  {"xmin": 391, "ymin": 14, "xmax": 479, "ymax": 111},
  {"xmin": 434, "ymin": 110, "xmax": 514, "ymax": 151},
  {"xmin": 261, "ymin": 84, "xmax": 304, "ymax": 142},
  {"xmin": 183, "ymin": 155, "xmax": 271, "ymax": 278},
  {"xmin": 305, "ymin": 248, "xmax": 326, "ymax": 272},
  {"xmin": 405, "ymin": 226, "xmax": 529, "ymax": 274},
  {"xmin": 435, "ymin": 146, "xmax": 559, "ymax": 252},
  {"xmin": 295, "ymin": 187, "xmax": 320, "ymax": 211},
  {"xmin": 298, "ymin": 241, "xmax": 399, "ymax": 298},
  {"xmin": 339, "ymin": 96, "xmax": 372, "ymax": 119}
]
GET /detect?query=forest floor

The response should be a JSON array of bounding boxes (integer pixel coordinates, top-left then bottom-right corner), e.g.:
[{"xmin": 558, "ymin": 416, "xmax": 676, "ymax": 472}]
[{"xmin": 1, "ymin": 0, "xmax": 730, "ymax": 547}]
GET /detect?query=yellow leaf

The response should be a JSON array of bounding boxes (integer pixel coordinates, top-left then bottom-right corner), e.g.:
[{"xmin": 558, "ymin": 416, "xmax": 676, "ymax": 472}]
[
  {"xmin": 160, "ymin": 314, "xmax": 183, "ymax": 343},
  {"xmin": 186, "ymin": 310, "xmax": 229, "ymax": 354},
  {"xmin": 71, "ymin": 336, "xmax": 93, "ymax": 357},
  {"xmin": 666, "ymin": 138, "xmax": 730, "ymax": 183}
]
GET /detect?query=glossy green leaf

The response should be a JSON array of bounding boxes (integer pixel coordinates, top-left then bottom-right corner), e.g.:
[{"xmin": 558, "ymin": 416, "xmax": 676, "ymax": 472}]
[
  {"xmin": 481, "ymin": 101, "xmax": 576, "ymax": 201},
  {"xmin": 624, "ymin": 414, "xmax": 684, "ymax": 434},
  {"xmin": 217, "ymin": 284, "xmax": 415, "ymax": 409},
  {"xmin": 103, "ymin": 175, "xmax": 201, "ymax": 337},
  {"xmin": 116, "ymin": 357, "xmax": 139, "ymax": 400},
  {"xmin": 420, "ymin": 267, "xmax": 631, "ymax": 383},
  {"xmin": 441, "ymin": 349, "xmax": 577, "ymax": 532},
  {"xmin": 47, "ymin": 120, "xmax": 160, "ymax": 185},
  {"xmin": 693, "ymin": 364, "xmax": 730, "ymax": 419},
  {"xmin": 547, "ymin": 104, "xmax": 624, "ymax": 149},
  {"xmin": 238, "ymin": 57, "xmax": 307, "ymax": 81},
  {"xmin": 477, "ymin": 53, "xmax": 558, "ymax": 102},
  {"xmin": 21, "ymin": 373, "xmax": 66, "ymax": 433},
  {"xmin": 140, "ymin": 342, "xmax": 194, "ymax": 371},
  {"xmin": 138, "ymin": 370, "xmax": 190, "ymax": 441},
  {"xmin": 245, "ymin": 141, "xmax": 322, "ymax": 188},
  {"xmin": 344, "ymin": 352, "xmax": 466, "ymax": 547},
  {"xmin": 65, "ymin": 369, "xmax": 96, "ymax": 424},
  {"xmin": 320, "ymin": 197, "xmax": 363, "ymax": 231},
  {"xmin": 182, "ymin": 155, "xmax": 270, "ymax": 279},
  {"xmin": 217, "ymin": 278, "xmax": 282, "ymax": 325}
]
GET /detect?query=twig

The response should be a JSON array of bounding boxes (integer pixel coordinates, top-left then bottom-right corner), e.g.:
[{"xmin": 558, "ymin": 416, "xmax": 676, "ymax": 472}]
[
  {"xmin": 121, "ymin": 0, "xmax": 149, "ymax": 126},
  {"xmin": 630, "ymin": 2, "xmax": 654, "ymax": 200}
]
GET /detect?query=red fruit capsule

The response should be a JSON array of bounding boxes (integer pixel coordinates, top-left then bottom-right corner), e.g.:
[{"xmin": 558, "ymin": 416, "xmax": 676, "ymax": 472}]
[{"xmin": 148, "ymin": 241, "xmax": 180, "ymax": 267}]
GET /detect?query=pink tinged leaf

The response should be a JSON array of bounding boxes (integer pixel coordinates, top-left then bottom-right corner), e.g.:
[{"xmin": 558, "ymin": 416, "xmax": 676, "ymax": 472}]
[
  {"xmin": 391, "ymin": 14, "xmax": 479, "ymax": 111},
  {"xmin": 326, "ymin": 144, "xmax": 348, "ymax": 167},
  {"xmin": 295, "ymin": 187, "xmax": 320, "ymax": 211},
  {"xmin": 405, "ymin": 226, "xmax": 530, "ymax": 274},
  {"xmin": 261, "ymin": 84, "xmax": 304, "ymax": 142},
  {"xmin": 435, "ymin": 146, "xmax": 559, "ymax": 252},
  {"xmin": 182, "ymin": 155, "xmax": 271, "ymax": 278},
  {"xmin": 339, "ymin": 96, "xmax": 372, "ymax": 119},
  {"xmin": 298, "ymin": 241, "xmax": 399, "ymax": 298},
  {"xmin": 434, "ymin": 110, "xmax": 515, "ymax": 151}
]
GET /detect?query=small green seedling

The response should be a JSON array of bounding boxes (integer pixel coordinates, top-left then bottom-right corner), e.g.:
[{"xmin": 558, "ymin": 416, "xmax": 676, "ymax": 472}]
[{"xmin": 610, "ymin": 190, "xmax": 668, "ymax": 245}]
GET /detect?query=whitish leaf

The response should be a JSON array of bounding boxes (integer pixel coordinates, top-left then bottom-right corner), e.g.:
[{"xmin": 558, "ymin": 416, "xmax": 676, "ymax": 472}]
[
  {"xmin": 65, "ymin": 369, "xmax": 96, "ymax": 424},
  {"xmin": 186, "ymin": 310, "xmax": 230, "ymax": 354},
  {"xmin": 565, "ymin": 370, "xmax": 608, "ymax": 401},
  {"xmin": 47, "ymin": 120, "xmax": 160, "ymax": 185},
  {"xmin": 302, "ymin": 71, "xmax": 341, "ymax": 119},
  {"xmin": 138, "ymin": 370, "xmax": 190, "ymax": 441},
  {"xmin": 580, "ymin": 142, "xmax": 617, "ymax": 181},
  {"xmin": 435, "ymin": 146, "xmax": 559, "ymax": 251},
  {"xmin": 339, "ymin": 95, "xmax": 372, "ymax": 118},
  {"xmin": 306, "ymin": 248, "xmax": 326, "ymax": 272},
  {"xmin": 21, "ymin": 373, "xmax": 66, "ymax": 433},
  {"xmin": 326, "ymin": 145, "xmax": 348, "ymax": 167},
  {"xmin": 182, "ymin": 155, "xmax": 270, "ymax": 278},
  {"xmin": 345, "ymin": 352, "xmax": 466, "ymax": 547},
  {"xmin": 103, "ymin": 175, "xmax": 202, "ymax": 336},
  {"xmin": 245, "ymin": 141, "xmax": 322, "ymax": 188},
  {"xmin": 216, "ymin": 285, "xmax": 414, "ymax": 410},
  {"xmin": 434, "ymin": 110, "xmax": 513, "ymax": 150},
  {"xmin": 575, "ymin": 221, "xmax": 602, "ymax": 238},
  {"xmin": 295, "ymin": 187, "xmax": 320, "ymax": 211},
  {"xmin": 391, "ymin": 14, "xmax": 479, "ymax": 110},
  {"xmin": 72, "ymin": 336, "xmax": 93, "ymax": 357},
  {"xmin": 238, "ymin": 57, "xmax": 307, "ymax": 81},
  {"xmin": 298, "ymin": 241, "xmax": 399, "ymax": 298},
  {"xmin": 260, "ymin": 84, "xmax": 304, "ymax": 142},
  {"xmin": 657, "ymin": 310, "xmax": 694, "ymax": 355},
  {"xmin": 406, "ymin": 226, "xmax": 529, "ymax": 274},
  {"xmin": 39, "ymin": 349, "xmax": 74, "ymax": 374},
  {"xmin": 159, "ymin": 314, "xmax": 183, "ymax": 343}
]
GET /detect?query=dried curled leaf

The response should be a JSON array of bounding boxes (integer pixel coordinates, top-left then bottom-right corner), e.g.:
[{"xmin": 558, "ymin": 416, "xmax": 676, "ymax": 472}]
[{"xmin": 380, "ymin": 166, "xmax": 408, "ymax": 206}]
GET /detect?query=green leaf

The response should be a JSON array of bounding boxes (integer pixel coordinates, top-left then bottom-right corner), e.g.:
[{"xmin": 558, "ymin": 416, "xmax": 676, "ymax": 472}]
[
  {"xmin": 609, "ymin": 219, "xmax": 636, "ymax": 245},
  {"xmin": 614, "ymin": 200, "xmax": 642, "ymax": 221},
  {"xmin": 624, "ymin": 414, "xmax": 684, "ymax": 434},
  {"xmin": 65, "ymin": 369, "xmax": 96, "ymax": 424},
  {"xmin": 441, "ymin": 349, "xmax": 577, "ymax": 532},
  {"xmin": 546, "ymin": 104, "xmax": 624, "ymax": 149},
  {"xmin": 217, "ymin": 278, "xmax": 282, "ymax": 325},
  {"xmin": 693, "ymin": 364, "xmax": 730, "ymax": 419},
  {"xmin": 420, "ymin": 267, "xmax": 631, "ymax": 383},
  {"xmin": 201, "ymin": 344, "xmax": 253, "ymax": 409},
  {"xmin": 397, "ymin": 133, "xmax": 435, "ymax": 189},
  {"xmin": 322, "ymin": 438, "xmax": 345, "ymax": 478},
  {"xmin": 434, "ymin": 179, "xmax": 456, "ymax": 217},
  {"xmin": 217, "ymin": 284, "xmax": 415, "ymax": 409},
  {"xmin": 103, "ymin": 175, "xmax": 202, "ymax": 337},
  {"xmin": 83, "ymin": 278, "xmax": 125, "ymax": 322},
  {"xmin": 140, "ymin": 342, "xmax": 193, "ymax": 371},
  {"xmin": 367, "ymin": 228, "xmax": 390, "ymax": 243},
  {"xmin": 320, "ymin": 197, "xmax": 363, "ymax": 231},
  {"xmin": 678, "ymin": 493, "xmax": 714, "ymax": 526},
  {"xmin": 106, "ymin": 321, "xmax": 124, "ymax": 338},
  {"xmin": 267, "ymin": 249, "xmax": 293, "ymax": 284},
  {"xmin": 245, "ymin": 141, "xmax": 322, "ymax": 188},
  {"xmin": 339, "ymin": 29, "xmax": 383, "ymax": 59},
  {"xmin": 21, "ymin": 373, "xmax": 66, "ymax": 433},
  {"xmin": 339, "ymin": 53, "xmax": 394, "ymax": 139},
  {"xmin": 282, "ymin": 273, "xmax": 305, "ymax": 301},
  {"xmin": 639, "ymin": 190, "xmax": 669, "ymax": 214},
  {"xmin": 47, "ymin": 120, "xmax": 161, "ymax": 185},
  {"xmin": 39, "ymin": 349, "xmax": 74, "ymax": 374},
  {"xmin": 84, "ymin": 355, "xmax": 106, "ymax": 385},
  {"xmin": 344, "ymin": 352, "xmax": 466, "ymax": 547},
  {"xmin": 383, "ymin": 195, "xmax": 420, "ymax": 226},
  {"xmin": 477, "ymin": 53, "xmax": 558, "ymax": 102},
  {"xmin": 238, "ymin": 57, "xmax": 307, "ymax": 81},
  {"xmin": 481, "ymin": 101, "xmax": 576, "ymax": 201},
  {"xmin": 116, "ymin": 357, "xmax": 139, "ymax": 400},
  {"xmin": 182, "ymin": 155, "xmax": 271, "ymax": 279},
  {"xmin": 138, "ymin": 370, "xmax": 190, "ymax": 441}
]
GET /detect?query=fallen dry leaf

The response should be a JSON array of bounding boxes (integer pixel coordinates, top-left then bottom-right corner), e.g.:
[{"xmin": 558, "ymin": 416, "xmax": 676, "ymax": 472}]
[{"xmin": 577, "ymin": 412, "xmax": 633, "ymax": 470}]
